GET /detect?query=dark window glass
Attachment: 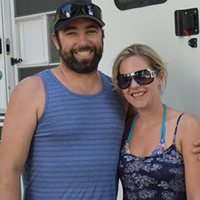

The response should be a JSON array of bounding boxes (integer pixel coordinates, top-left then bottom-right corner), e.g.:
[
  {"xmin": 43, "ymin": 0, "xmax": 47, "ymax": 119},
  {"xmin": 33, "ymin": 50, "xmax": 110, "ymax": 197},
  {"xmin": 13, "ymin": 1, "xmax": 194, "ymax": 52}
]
[
  {"xmin": 114, "ymin": 0, "xmax": 167, "ymax": 10},
  {"xmin": 18, "ymin": 66, "xmax": 55, "ymax": 81},
  {"xmin": 14, "ymin": 0, "xmax": 90, "ymax": 17}
]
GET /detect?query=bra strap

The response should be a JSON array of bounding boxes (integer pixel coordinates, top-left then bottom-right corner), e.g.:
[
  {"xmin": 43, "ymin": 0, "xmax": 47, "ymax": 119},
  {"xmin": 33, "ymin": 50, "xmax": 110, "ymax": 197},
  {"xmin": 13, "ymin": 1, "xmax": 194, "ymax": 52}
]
[
  {"xmin": 160, "ymin": 104, "xmax": 167, "ymax": 140},
  {"xmin": 173, "ymin": 113, "xmax": 185, "ymax": 143},
  {"xmin": 127, "ymin": 104, "xmax": 167, "ymax": 142},
  {"xmin": 127, "ymin": 114, "xmax": 138, "ymax": 142}
]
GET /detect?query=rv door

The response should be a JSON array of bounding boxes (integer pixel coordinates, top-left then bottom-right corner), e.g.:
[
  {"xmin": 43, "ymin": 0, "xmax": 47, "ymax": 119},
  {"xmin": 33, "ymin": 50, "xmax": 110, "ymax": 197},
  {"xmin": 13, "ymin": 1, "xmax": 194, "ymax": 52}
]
[
  {"xmin": 0, "ymin": 0, "xmax": 15, "ymax": 136},
  {"xmin": 12, "ymin": 0, "xmax": 70, "ymax": 82}
]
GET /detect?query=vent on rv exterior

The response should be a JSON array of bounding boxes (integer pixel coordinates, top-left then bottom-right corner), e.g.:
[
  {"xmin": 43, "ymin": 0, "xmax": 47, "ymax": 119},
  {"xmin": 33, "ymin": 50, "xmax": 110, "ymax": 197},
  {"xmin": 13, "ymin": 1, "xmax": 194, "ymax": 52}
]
[
  {"xmin": 175, "ymin": 8, "xmax": 199, "ymax": 37},
  {"xmin": 114, "ymin": 0, "xmax": 167, "ymax": 10}
]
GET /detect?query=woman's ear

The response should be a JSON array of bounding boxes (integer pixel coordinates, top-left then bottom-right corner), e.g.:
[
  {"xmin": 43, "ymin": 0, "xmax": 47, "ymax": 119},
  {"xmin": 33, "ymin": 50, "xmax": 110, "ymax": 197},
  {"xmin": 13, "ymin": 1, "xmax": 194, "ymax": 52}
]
[
  {"xmin": 158, "ymin": 70, "xmax": 165, "ymax": 87},
  {"xmin": 52, "ymin": 33, "xmax": 60, "ymax": 50}
]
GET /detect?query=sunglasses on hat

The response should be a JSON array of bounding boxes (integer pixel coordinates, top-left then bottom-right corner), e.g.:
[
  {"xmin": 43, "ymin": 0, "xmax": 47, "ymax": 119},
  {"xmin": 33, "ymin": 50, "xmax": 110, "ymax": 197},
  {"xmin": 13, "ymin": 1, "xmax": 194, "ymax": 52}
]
[
  {"xmin": 54, "ymin": 3, "xmax": 104, "ymax": 32},
  {"xmin": 117, "ymin": 69, "xmax": 159, "ymax": 89}
]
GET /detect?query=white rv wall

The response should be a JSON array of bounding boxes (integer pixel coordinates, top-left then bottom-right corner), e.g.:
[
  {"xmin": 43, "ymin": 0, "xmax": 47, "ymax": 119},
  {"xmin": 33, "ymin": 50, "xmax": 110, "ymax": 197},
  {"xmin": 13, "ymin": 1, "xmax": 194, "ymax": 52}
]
[{"xmin": 93, "ymin": 0, "xmax": 200, "ymax": 119}]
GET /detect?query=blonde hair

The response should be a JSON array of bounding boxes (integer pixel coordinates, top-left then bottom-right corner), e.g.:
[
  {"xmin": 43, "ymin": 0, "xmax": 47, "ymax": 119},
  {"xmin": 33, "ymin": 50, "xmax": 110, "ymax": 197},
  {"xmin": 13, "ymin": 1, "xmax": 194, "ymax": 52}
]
[{"xmin": 112, "ymin": 43, "xmax": 168, "ymax": 93}]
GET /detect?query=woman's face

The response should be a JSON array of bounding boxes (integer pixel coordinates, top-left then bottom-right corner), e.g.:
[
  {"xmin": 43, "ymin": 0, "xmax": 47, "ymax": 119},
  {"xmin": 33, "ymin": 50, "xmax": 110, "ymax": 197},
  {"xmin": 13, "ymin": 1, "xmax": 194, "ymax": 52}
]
[{"xmin": 119, "ymin": 55, "xmax": 163, "ymax": 110}]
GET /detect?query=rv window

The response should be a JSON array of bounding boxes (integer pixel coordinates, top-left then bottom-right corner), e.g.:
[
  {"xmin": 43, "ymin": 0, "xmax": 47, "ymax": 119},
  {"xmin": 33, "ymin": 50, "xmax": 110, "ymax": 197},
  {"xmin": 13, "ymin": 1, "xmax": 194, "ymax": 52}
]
[
  {"xmin": 15, "ymin": 0, "xmax": 76, "ymax": 17},
  {"xmin": 18, "ymin": 66, "xmax": 54, "ymax": 81},
  {"xmin": 114, "ymin": 0, "xmax": 167, "ymax": 10}
]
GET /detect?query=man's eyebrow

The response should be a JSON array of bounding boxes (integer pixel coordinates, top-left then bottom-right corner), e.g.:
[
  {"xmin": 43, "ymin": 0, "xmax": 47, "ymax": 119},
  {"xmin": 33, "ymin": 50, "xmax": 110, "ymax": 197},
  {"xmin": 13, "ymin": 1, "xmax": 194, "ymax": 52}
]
[
  {"xmin": 62, "ymin": 24, "xmax": 100, "ymax": 32},
  {"xmin": 86, "ymin": 25, "xmax": 99, "ymax": 29},
  {"xmin": 63, "ymin": 26, "xmax": 76, "ymax": 32}
]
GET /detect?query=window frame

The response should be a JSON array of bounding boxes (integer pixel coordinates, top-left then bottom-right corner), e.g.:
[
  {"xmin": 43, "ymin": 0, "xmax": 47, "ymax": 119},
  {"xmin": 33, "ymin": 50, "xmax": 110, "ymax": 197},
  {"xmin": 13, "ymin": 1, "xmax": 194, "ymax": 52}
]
[{"xmin": 114, "ymin": 0, "xmax": 167, "ymax": 10}]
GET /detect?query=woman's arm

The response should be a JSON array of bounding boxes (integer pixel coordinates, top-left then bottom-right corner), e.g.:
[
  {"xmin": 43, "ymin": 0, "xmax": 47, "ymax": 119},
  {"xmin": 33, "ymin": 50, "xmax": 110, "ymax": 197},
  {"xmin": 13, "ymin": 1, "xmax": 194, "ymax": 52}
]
[{"xmin": 178, "ymin": 114, "xmax": 200, "ymax": 199}]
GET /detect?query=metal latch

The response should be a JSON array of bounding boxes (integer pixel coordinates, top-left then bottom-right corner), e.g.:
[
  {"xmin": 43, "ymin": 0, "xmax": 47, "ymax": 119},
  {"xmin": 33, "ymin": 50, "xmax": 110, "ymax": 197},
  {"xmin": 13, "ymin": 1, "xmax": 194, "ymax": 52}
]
[
  {"xmin": 11, "ymin": 57, "xmax": 23, "ymax": 65},
  {"xmin": 188, "ymin": 38, "xmax": 197, "ymax": 48},
  {"xmin": 6, "ymin": 39, "xmax": 10, "ymax": 55}
]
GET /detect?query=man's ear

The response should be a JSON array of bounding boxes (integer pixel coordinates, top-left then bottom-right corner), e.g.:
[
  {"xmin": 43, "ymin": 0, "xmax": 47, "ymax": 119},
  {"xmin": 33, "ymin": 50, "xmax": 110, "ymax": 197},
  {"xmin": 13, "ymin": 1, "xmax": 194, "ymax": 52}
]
[
  {"xmin": 102, "ymin": 29, "xmax": 105, "ymax": 38},
  {"xmin": 52, "ymin": 33, "xmax": 60, "ymax": 50}
]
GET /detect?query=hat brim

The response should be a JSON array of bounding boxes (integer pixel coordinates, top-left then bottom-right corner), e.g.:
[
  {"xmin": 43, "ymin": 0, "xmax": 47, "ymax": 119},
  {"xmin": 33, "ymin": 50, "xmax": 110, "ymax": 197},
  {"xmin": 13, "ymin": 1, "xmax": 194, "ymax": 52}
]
[{"xmin": 54, "ymin": 15, "xmax": 105, "ymax": 32}]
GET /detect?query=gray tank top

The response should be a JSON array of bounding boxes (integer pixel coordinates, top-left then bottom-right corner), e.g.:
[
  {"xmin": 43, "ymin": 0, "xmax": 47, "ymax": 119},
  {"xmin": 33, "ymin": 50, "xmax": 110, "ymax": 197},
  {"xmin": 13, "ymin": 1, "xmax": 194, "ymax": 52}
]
[{"xmin": 22, "ymin": 69, "xmax": 126, "ymax": 200}]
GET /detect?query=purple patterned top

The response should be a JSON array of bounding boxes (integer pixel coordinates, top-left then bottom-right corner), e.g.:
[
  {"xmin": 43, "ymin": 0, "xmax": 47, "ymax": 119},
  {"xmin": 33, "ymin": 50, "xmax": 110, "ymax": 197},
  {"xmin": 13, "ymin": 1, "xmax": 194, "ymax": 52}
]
[{"xmin": 119, "ymin": 113, "xmax": 186, "ymax": 200}]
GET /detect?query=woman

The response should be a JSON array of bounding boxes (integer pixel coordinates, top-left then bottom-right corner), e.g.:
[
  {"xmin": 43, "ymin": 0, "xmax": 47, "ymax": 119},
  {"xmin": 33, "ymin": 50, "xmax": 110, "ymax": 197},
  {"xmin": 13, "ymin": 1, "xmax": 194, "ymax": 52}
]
[{"xmin": 112, "ymin": 44, "xmax": 200, "ymax": 199}]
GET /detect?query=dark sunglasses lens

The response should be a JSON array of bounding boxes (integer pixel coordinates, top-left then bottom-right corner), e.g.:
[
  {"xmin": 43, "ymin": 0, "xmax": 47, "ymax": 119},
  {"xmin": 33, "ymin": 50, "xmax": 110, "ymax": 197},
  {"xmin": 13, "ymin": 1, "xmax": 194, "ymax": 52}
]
[
  {"xmin": 56, "ymin": 5, "xmax": 77, "ymax": 19},
  {"xmin": 135, "ymin": 70, "xmax": 154, "ymax": 85},
  {"xmin": 117, "ymin": 77, "xmax": 131, "ymax": 89},
  {"xmin": 135, "ymin": 75, "xmax": 153, "ymax": 85},
  {"xmin": 90, "ymin": 5, "xmax": 102, "ymax": 19},
  {"xmin": 64, "ymin": 5, "xmax": 77, "ymax": 16},
  {"xmin": 82, "ymin": 4, "xmax": 101, "ymax": 18}
]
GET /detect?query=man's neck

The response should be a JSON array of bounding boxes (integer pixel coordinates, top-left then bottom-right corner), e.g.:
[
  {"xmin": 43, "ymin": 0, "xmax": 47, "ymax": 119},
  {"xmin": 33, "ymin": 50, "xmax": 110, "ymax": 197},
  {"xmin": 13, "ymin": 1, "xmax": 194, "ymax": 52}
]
[{"xmin": 51, "ymin": 66, "xmax": 102, "ymax": 95}]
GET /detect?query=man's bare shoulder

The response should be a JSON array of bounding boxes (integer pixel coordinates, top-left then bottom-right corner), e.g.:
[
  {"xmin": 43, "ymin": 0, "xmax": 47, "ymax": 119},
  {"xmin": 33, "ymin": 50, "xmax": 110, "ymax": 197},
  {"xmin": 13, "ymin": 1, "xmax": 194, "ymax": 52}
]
[
  {"xmin": 7, "ymin": 75, "xmax": 45, "ymax": 118},
  {"xmin": 15, "ymin": 75, "xmax": 43, "ymax": 93}
]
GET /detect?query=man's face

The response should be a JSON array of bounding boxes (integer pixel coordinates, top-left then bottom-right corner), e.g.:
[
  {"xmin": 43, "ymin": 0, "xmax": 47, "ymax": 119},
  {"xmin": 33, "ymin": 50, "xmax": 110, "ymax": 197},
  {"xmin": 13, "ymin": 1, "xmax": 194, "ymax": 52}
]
[{"xmin": 54, "ymin": 18, "xmax": 104, "ymax": 74}]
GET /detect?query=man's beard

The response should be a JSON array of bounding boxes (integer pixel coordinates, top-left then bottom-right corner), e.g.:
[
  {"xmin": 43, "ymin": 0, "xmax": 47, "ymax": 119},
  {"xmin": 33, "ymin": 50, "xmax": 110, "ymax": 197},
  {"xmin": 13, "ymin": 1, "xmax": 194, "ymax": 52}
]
[{"xmin": 59, "ymin": 45, "xmax": 103, "ymax": 74}]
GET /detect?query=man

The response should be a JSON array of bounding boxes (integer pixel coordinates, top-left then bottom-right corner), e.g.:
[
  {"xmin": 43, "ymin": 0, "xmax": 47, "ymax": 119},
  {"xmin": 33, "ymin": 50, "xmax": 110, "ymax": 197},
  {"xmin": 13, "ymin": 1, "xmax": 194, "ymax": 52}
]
[
  {"xmin": 0, "ymin": 0, "xmax": 200, "ymax": 200},
  {"xmin": 0, "ymin": 0, "xmax": 128, "ymax": 199}
]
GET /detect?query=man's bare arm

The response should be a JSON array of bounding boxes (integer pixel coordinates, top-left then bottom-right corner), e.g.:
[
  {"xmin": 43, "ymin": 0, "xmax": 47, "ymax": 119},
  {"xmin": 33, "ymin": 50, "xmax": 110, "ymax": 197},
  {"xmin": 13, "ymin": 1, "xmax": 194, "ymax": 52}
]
[{"xmin": 0, "ymin": 76, "xmax": 44, "ymax": 200}]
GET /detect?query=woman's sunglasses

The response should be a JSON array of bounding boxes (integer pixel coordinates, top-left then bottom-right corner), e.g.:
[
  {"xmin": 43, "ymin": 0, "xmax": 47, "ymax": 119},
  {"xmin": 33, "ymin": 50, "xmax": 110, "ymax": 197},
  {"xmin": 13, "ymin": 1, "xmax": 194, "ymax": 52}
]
[{"xmin": 117, "ymin": 69, "xmax": 159, "ymax": 89}]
